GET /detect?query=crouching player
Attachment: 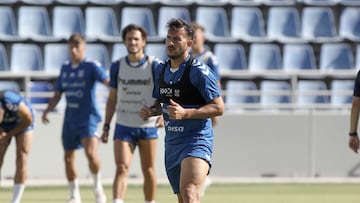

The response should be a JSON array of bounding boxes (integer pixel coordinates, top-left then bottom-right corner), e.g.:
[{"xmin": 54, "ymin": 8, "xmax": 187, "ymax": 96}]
[{"xmin": 0, "ymin": 90, "xmax": 35, "ymax": 203}]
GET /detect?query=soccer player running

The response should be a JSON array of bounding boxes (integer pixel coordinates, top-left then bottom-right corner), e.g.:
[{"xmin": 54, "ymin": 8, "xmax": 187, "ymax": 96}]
[
  {"xmin": 0, "ymin": 90, "xmax": 35, "ymax": 203},
  {"xmin": 42, "ymin": 33, "xmax": 109, "ymax": 203},
  {"xmin": 140, "ymin": 18, "xmax": 224, "ymax": 203},
  {"xmin": 100, "ymin": 24, "xmax": 163, "ymax": 203}
]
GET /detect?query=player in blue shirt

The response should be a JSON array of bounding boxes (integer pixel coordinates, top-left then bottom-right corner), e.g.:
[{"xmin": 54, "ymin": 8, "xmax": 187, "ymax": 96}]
[
  {"xmin": 0, "ymin": 90, "xmax": 35, "ymax": 203},
  {"xmin": 42, "ymin": 33, "xmax": 109, "ymax": 203},
  {"xmin": 101, "ymin": 24, "xmax": 164, "ymax": 203},
  {"xmin": 349, "ymin": 71, "xmax": 360, "ymax": 152},
  {"xmin": 140, "ymin": 19, "xmax": 224, "ymax": 203}
]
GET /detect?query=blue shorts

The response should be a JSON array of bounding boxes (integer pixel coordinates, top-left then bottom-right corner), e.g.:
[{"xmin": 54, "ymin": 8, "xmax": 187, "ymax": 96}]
[
  {"xmin": 165, "ymin": 143, "xmax": 212, "ymax": 194},
  {"xmin": 113, "ymin": 124, "xmax": 158, "ymax": 146},
  {"xmin": 62, "ymin": 122, "xmax": 98, "ymax": 151}
]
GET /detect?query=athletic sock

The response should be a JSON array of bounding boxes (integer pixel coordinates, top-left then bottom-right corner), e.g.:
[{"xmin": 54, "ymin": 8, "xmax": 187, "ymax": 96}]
[
  {"xmin": 69, "ymin": 179, "xmax": 81, "ymax": 198},
  {"xmin": 113, "ymin": 199, "xmax": 124, "ymax": 203},
  {"xmin": 145, "ymin": 201, "xmax": 155, "ymax": 203},
  {"xmin": 92, "ymin": 171, "xmax": 104, "ymax": 192},
  {"xmin": 11, "ymin": 184, "xmax": 25, "ymax": 203}
]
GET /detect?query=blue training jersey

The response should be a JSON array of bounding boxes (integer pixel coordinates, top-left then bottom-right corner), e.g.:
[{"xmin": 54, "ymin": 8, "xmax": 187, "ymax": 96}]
[
  {"xmin": 153, "ymin": 56, "xmax": 221, "ymax": 145},
  {"xmin": 54, "ymin": 59, "xmax": 108, "ymax": 128},
  {"xmin": 0, "ymin": 90, "xmax": 34, "ymax": 130}
]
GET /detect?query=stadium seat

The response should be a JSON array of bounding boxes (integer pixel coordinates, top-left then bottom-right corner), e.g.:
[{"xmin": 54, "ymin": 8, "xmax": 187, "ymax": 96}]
[
  {"xmin": 52, "ymin": 6, "xmax": 85, "ymax": 40},
  {"xmin": 262, "ymin": 0, "xmax": 296, "ymax": 5},
  {"xmin": 356, "ymin": 44, "xmax": 360, "ymax": 70},
  {"xmin": 85, "ymin": 43, "xmax": 111, "ymax": 70},
  {"xmin": 282, "ymin": 43, "xmax": 317, "ymax": 71},
  {"xmin": 260, "ymin": 80, "xmax": 291, "ymax": 105},
  {"xmin": 267, "ymin": 7, "xmax": 305, "ymax": 43},
  {"xmin": 194, "ymin": 0, "xmax": 229, "ymax": 6},
  {"xmin": 213, "ymin": 43, "xmax": 247, "ymax": 71},
  {"xmin": 339, "ymin": 0, "xmax": 360, "ymax": 6},
  {"xmin": 159, "ymin": 0, "xmax": 194, "ymax": 6},
  {"xmin": 20, "ymin": 0, "xmax": 54, "ymax": 5},
  {"xmin": 330, "ymin": 79, "xmax": 354, "ymax": 105},
  {"xmin": 44, "ymin": 43, "xmax": 69, "ymax": 73},
  {"xmin": 55, "ymin": 0, "xmax": 88, "ymax": 5},
  {"xmin": 158, "ymin": 6, "xmax": 191, "ymax": 39},
  {"xmin": 88, "ymin": 0, "xmax": 121, "ymax": 5},
  {"xmin": 111, "ymin": 43, "xmax": 127, "ymax": 62},
  {"xmin": 339, "ymin": 7, "xmax": 360, "ymax": 42},
  {"xmin": 0, "ymin": 0, "xmax": 19, "ymax": 4},
  {"xmin": 10, "ymin": 43, "xmax": 43, "ymax": 72},
  {"xmin": 0, "ymin": 6, "xmax": 26, "ymax": 42},
  {"xmin": 225, "ymin": 80, "xmax": 259, "ymax": 106},
  {"xmin": 0, "ymin": 80, "xmax": 20, "ymax": 92},
  {"xmin": 120, "ymin": 7, "xmax": 161, "ymax": 42},
  {"xmin": 18, "ymin": 6, "xmax": 61, "ymax": 42},
  {"xmin": 85, "ymin": 7, "xmax": 121, "ymax": 42},
  {"xmin": 196, "ymin": 7, "xmax": 236, "ymax": 43},
  {"xmin": 123, "ymin": 0, "xmax": 158, "ymax": 5},
  {"xmin": 297, "ymin": 80, "xmax": 330, "ymax": 105},
  {"xmin": 0, "ymin": 43, "xmax": 9, "ymax": 71},
  {"xmin": 145, "ymin": 43, "xmax": 168, "ymax": 61},
  {"xmin": 301, "ymin": 7, "xmax": 342, "ymax": 43},
  {"xmin": 319, "ymin": 43, "xmax": 354, "ymax": 71},
  {"xmin": 231, "ymin": 7, "xmax": 269, "ymax": 43},
  {"xmin": 230, "ymin": 0, "xmax": 262, "ymax": 6},
  {"xmin": 28, "ymin": 81, "xmax": 54, "ymax": 104},
  {"xmin": 248, "ymin": 43, "xmax": 282, "ymax": 71},
  {"xmin": 301, "ymin": 0, "xmax": 338, "ymax": 6}
]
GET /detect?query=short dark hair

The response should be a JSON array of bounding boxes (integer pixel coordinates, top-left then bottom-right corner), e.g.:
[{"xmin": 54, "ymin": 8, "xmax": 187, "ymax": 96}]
[
  {"xmin": 167, "ymin": 18, "xmax": 194, "ymax": 39},
  {"xmin": 68, "ymin": 33, "xmax": 85, "ymax": 43},
  {"xmin": 121, "ymin": 24, "xmax": 148, "ymax": 41}
]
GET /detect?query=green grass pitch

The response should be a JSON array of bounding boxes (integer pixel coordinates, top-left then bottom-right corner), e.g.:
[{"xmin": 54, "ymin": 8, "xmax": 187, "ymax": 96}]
[{"xmin": 1, "ymin": 183, "xmax": 360, "ymax": 203}]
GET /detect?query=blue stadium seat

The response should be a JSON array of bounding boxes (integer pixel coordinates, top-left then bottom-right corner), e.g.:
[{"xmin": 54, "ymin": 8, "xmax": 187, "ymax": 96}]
[
  {"xmin": 0, "ymin": 81, "xmax": 20, "ymax": 92},
  {"xmin": 262, "ymin": 0, "xmax": 296, "ymax": 5},
  {"xmin": 120, "ymin": 7, "xmax": 161, "ymax": 42},
  {"xmin": 301, "ymin": 7, "xmax": 342, "ymax": 43},
  {"xmin": 195, "ymin": 0, "xmax": 229, "ymax": 6},
  {"xmin": 319, "ymin": 43, "xmax": 354, "ymax": 71},
  {"xmin": 88, "ymin": 0, "xmax": 121, "ymax": 5},
  {"xmin": 55, "ymin": 0, "xmax": 88, "ymax": 5},
  {"xmin": 0, "ymin": 6, "xmax": 26, "ymax": 42},
  {"xmin": 297, "ymin": 80, "xmax": 330, "ymax": 105},
  {"xmin": 10, "ymin": 43, "xmax": 43, "ymax": 72},
  {"xmin": 339, "ymin": 7, "xmax": 360, "ymax": 42},
  {"xmin": 282, "ymin": 43, "xmax": 317, "ymax": 71},
  {"xmin": 28, "ymin": 81, "xmax": 54, "ymax": 104},
  {"xmin": 248, "ymin": 43, "xmax": 282, "ymax": 71},
  {"xmin": 301, "ymin": 0, "xmax": 338, "ymax": 6},
  {"xmin": 267, "ymin": 7, "xmax": 305, "ymax": 43},
  {"xmin": 260, "ymin": 80, "xmax": 291, "ymax": 104},
  {"xmin": 0, "ymin": 43, "xmax": 10, "ymax": 71},
  {"xmin": 122, "ymin": 0, "xmax": 158, "ymax": 5},
  {"xmin": 231, "ymin": 7, "xmax": 269, "ymax": 43},
  {"xmin": 225, "ymin": 80, "xmax": 259, "ymax": 106},
  {"xmin": 0, "ymin": 0, "xmax": 19, "ymax": 4},
  {"xmin": 158, "ymin": 6, "xmax": 191, "ymax": 39},
  {"xmin": 230, "ymin": 0, "xmax": 262, "ymax": 6},
  {"xmin": 330, "ymin": 79, "xmax": 354, "ymax": 105},
  {"xmin": 53, "ymin": 6, "xmax": 85, "ymax": 40},
  {"xmin": 213, "ymin": 43, "xmax": 247, "ymax": 71},
  {"xmin": 20, "ymin": 0, "xmax": 54, "ymax": 5},
  {"xmin": 18, "ymin": 6, "xmax": 61, "ymax": 42},
  {"xmin": 145, "ymin": 43, "xmax": 168, "ymax": 61},
  {"xmin": 196, "ymin": 7, "xmax": 236, "ymax": 43},
  {"xmin": 339, "ymin": 0, "xmax": 360, "ymax": 6},
  {"xmin": 159, "ymin": 0, "xmax": 194, "ymax": 6},
  {"xmin": 111, "ymin": 43, "xmax": 127, "ymax": 62},
  {"xmin": 44, "ymin": 43, "xmax": 69, "ymax": 73},
  {"xmin": 85, "ymin": 43, "xmax": 110, "ymax": 70},
  {"xmin": 85, "ymin": 7, "xmax": 121, "ymax": 42}
]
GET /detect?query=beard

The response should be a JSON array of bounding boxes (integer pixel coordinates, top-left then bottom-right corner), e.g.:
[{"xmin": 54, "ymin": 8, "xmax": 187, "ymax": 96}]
[{"xmin": 167, "ymin": 46, "xmax": 186, "ymax": 60}]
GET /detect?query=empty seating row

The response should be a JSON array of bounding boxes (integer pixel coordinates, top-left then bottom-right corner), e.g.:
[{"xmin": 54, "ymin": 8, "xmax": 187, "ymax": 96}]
[
  {"xmin": 225, "ymin": 79, "xmax": 354, "ymax": 107},
  {"xmin": 214, "ymin": 42, "xmax": 360, "ymax": 72},
  {"xmin": 1, "ymin": 42, "xmax": 359, "ymax": 73},
  {"xmin": 1, "ymin": 5, "xmax": 359, "ymax": 43},
  {"xmin": 1, "ymin": 0, "xmax": 360, "ymax": 6}
]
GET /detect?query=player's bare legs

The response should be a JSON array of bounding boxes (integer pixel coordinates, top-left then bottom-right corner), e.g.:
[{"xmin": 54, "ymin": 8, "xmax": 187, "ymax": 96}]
[
  {"xmin": 0, "ymin": 134, "xmax": 11, "ymax": 171},
  {"xmin": 64, "ymin": 149, "xmax": 81, "ymax": 203},
  {"xmin": 177, "ymin": 157, "xmax": 209, "ymax": 203},
  {"xmin": 82, "ymin": 137, "xmax": 105, "ymax": 203},
  {"xmin": 138, "ymin": 138, "xmax": 157, "ymax": 202},
  {"xmin": 14, "ymin": 131, "xmax": 33, "ymax": 184},
  {"xmin": 113, "ymin": 140, "xmax": 134, "ymax": 201}
]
